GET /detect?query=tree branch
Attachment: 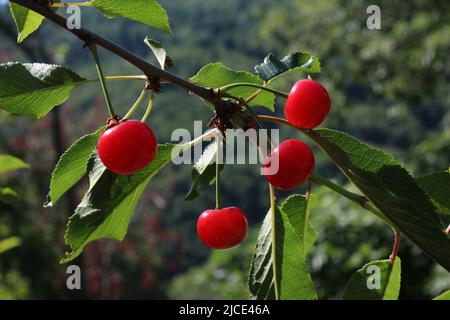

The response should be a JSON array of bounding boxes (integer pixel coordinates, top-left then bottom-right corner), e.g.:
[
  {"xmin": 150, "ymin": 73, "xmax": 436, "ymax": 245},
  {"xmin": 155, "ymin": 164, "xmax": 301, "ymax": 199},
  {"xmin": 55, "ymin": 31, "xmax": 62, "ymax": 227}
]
[{"xmin": 10, "ymin": 0, "xmax": 218, "ymax": 103}]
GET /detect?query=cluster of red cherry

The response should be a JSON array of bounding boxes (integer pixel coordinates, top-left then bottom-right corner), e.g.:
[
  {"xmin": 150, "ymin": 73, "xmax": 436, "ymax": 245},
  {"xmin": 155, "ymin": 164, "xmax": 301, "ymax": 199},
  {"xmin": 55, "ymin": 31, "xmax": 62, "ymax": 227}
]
[{"xmin": 96, "ymin": 79, "xmax": 330, "ymax": 250}]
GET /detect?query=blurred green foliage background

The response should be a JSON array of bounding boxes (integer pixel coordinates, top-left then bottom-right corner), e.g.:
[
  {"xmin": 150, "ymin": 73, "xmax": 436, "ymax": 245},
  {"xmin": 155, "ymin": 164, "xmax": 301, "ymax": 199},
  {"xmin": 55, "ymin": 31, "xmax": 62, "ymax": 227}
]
[{"xmin": 0, "ymin": 0, "xmax": 449, "ymax": 299}]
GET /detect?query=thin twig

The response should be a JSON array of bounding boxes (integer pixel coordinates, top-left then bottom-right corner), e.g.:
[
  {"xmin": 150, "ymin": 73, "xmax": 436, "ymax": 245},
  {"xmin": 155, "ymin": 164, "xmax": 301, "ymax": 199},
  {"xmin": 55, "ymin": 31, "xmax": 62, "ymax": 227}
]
[{"xmin": 10, "ymin": 0, "xmax": 218, "ymax": 104}]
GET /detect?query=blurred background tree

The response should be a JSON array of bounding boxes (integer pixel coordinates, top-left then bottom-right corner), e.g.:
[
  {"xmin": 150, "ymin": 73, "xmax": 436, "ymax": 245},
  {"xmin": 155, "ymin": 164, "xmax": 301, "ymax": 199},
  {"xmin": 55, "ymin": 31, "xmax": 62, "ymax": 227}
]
[{"xmin": 0, "ymin": 0, "xmax": 449, "ymax": 299}]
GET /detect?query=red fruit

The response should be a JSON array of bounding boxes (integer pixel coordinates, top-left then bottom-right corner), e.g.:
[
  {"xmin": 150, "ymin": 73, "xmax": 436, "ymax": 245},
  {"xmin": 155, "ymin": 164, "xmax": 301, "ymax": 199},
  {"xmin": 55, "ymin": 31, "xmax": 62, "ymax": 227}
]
[
  {"xmin": 285, "ymin": 79, "xmax": 331, "ymax": 128},
  {"xmin": 98, "ymin": 120, "xmax": 157, "ymax": 175},
  {"xmin": 197, "ymin": 207, "xmax": 248, "ymax": 249},
  {"xmin": 262, "ymin": 139, "xmax": 315, "ymax": 190}
]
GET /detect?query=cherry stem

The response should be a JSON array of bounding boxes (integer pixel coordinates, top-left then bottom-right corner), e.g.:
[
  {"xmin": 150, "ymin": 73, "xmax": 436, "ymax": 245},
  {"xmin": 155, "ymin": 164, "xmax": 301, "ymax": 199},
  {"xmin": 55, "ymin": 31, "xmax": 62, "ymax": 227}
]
[
  {"xmin": 269, "ymin": 183, "xmax": 279, "ymax": 300},
  {"xmin": 258, "ymin": 114, "xmax": 308, "ymax": 133},
  {"xmin": 171, "ymin": 129, "xmax": 221, "ymax": 162},
  {"xmin": 245, "ymin": 79, "xmax": 278, "ymax": 104},
  {"xmin": 245, "ymin": 85, "xmax": 266, "ymax": 104},
  {"xmin": 219, "ymin": 82, "xmax": 289, "ymax": 99},
  {"xmin": 215, "ymin": 138, "xmax": 221, "ymax": 210},
  {"xmin": 123, "ymin": 86, "xmax": 147, "ymax": 120},
  {"xmin": 89, "ymin": 45, "xmax": 115, "ymax": 117},
  {"xmin": 223, "ymin": 96, "xmax": 273, "ymax": 148},
  {"xmin": 242, "ymin": 101, "xmax": 273, "ymax": 147},
  {"xmin": 302, "ymin": 180, "xmax": 314, "ymax": 256},
  {"xmin": 103, "ymin": 75, "xmax": 148, "ymax": 82},
  {"xmin": 50, "ymin": 2, "xmax": 92, "ymax": 7},
  {"xmin": 83, "ymin": 75, "xmax": 169, "ymax": 87},
  {"xmin": 141, "ymin": 92, "xmax": 155, "ymax": 123}
]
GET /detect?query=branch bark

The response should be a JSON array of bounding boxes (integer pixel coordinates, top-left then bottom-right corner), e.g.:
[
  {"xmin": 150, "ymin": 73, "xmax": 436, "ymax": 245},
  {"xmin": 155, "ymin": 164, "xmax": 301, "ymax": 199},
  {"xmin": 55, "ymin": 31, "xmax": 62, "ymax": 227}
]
[{"xmin": 10, "ymin": 0, "xmax": 218, "ymax": 103}]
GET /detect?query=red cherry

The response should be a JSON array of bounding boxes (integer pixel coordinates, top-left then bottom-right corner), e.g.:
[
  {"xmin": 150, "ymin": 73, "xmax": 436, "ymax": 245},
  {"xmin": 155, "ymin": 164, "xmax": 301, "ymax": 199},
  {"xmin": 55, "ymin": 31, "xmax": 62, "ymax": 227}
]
[
  {"xmin": 262, "ymin": 139, "xmax": 315, "ymax": 190},
  {"xmin": 285, "ymin": 79, "xmax": 331, "ymax": 128},
  {"xmin": 197, "ymin": 207, "xmax": 248, "ymax": 249},
  {"xmin": 98, "ymin": 120, "xmax": 157, "ymax": 175}
]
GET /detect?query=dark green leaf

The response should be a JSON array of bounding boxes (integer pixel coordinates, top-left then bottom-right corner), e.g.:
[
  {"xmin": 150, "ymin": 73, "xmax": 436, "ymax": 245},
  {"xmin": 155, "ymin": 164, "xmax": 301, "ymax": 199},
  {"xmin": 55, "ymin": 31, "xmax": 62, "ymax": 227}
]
[
  {"xmin": 185, "ymin": 141, "xmax": 223, "ymax": 201},
  {"xmin": 61, "ymin": 144, "xmax": 174, "ymax": 263},
  {"xmin": 281, "ymin": 194, "xmax": 318, "ymax": 258},
  {"xmin": 91, "ymin": 0, "xmax": 171, "ymax": 33},
  {"xmin": 254, "ymin": 52, "xmax": 321, "ymax": 82},
  {"xmin": 0, "ymin": 63, "xmax": 86, "ymax": 118},
  {"xmin": 190, "ymin": 63, "xmax": 275, "ymax": 111},
  {"xmin": 344, "ymin": 258, "xmax": 401, "ymax": 300},
  {"xmin": 9, "ymin": 2, "xmax": 45, "ymax": 43},
  {"xmin": 417, "ymin": 171, "xmax": 450, "ymax": 215},
  {"xmin": 306, "ymin": 128, "xmax": 450, "ymax": 272},
  {"xmin": 249, "ymin": 206, "xmax": 317, "ymax": 300},
  {"xmin": 0, "ymin": 154, "xmax": 29, "ymax": 174},
  {"xmin": 46, "ymin": 128, "xmax": 103, "ymax": 207}
]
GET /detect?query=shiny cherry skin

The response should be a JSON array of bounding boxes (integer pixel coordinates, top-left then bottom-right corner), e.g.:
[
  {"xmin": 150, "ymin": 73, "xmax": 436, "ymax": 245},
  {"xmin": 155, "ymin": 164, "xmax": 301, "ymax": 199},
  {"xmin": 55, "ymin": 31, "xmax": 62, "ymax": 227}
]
[
  {"xmin": 197, "ymin": 207, "xmax": 248, "ymax": 249},
  {"xmin": 285, "ymin": 79, "xmax": 331, "ymax": 129},
  {"xmin": 262, "ymin": 139, "xmax": 315, "ymax": 190},
  {"xmin": 98, "ymin": 120, "xmax": 157, "ymax": 175}
]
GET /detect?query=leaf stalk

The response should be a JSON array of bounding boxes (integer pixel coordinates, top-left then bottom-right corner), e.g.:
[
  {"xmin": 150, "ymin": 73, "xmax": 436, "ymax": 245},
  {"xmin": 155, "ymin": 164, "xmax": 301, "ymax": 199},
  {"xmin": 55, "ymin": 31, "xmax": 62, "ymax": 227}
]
[
  {"xmin": 219, "ymin": 82, "xmax": 289, "ymax": 99},
  {"xmin": 123, "ymin": 86, "xmax": 147, "ymax": 120},
  {"xmin": 88, "ymin": 45, "xmax": 115, "ymax": 116}
]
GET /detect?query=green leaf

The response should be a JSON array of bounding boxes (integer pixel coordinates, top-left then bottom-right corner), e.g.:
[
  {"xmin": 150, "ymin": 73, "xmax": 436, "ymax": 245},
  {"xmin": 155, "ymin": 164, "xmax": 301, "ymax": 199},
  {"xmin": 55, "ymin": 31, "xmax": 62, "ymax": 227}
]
[
  {"xmin": 417, "ymin": 171, "xmax": 450, "ymax": 215},
  {"xmin": 144, "ymin": 37, "xmax": 170, "ymax": 70},
  {"xmin": 185, "ymin": 141, "xmax": 223, "ymax": 201},
  {"xmin": 0, "ymin": 154, "xmax": 29, "ymax": 174},
  {"xmin": 280, "ymin": 194, "xmax": 318, "ymax": 258},
  {"xmin": 0, "ymin": 237, "xmax": 22, "ymax": 255},
  {"xmin": 61, "ymin": 144, "xmax": 175, "ymax": 263},
  {"xmin": 248, "ymin": 206, "xmax": 317, "ymax": 300},
  {"xmin": 9, "ymin": 2, "xmax": 45, "ymax": 43},
  {"xmin": 91, "ymin": 0, "xmax": 171, "ymax": 33},
  {"xmin": 306, "ymin": 128, "xmax": 450, "ymax": 272},
  {"xmin": 46, "ymin": 128, "xmax": 103, "ymax": 207},
  {"xmin": 433, "ymin": 290, "xmax": 450, "ymax": 300},
  {"xmin": 190, "ymin": 63, "xmax": 275, "ymax": 111},
  {"xmin": 254, "ymin": 52, "xmax": 321, "ymax": 82},
  {"xmin": 343, "ymin": 258, "xmax": 401, "ymax": 300},
  {"xmin": 0, "ymin": 63, "xmax": 86, "ymax": 118},
  {"xmin": 0, "ymin": 187, "xmax": 18, "ymax": 204}
]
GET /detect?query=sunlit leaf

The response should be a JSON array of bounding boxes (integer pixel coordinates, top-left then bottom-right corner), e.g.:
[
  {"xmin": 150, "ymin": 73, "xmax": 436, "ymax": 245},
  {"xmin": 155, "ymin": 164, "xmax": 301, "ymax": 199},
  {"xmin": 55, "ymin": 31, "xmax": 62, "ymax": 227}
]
[
  {"xmin": 281, "ymin": 194, "xmax": 318, "ymax": 258},
  {"xmin": 46, "ymin": 128, "xmax": 103, "ymax": 207},
  {"xmin": 191, "ymin": 63, "xmax": 275, "ymax": 111},
  {"xmin": 91, "ymin": 0, "xmax": 171, "ymax": 33},
  {"xmin": 61, "ymin": 144, "xmax": 175, "ymax": 263},
  {"xmin": 344, "ymin": 258, "xmax": 401, "ymax": 300},
  {"xmin": 249, "ymin": 205, "xmax": 317, "ymax": 300},
  {"xmin": 9, "ymin": 2, "xmax": 45, "ymax": 43},
  {"xmin": 0, "ymin": 63, "xmax": 86, "ymax": 118}
]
